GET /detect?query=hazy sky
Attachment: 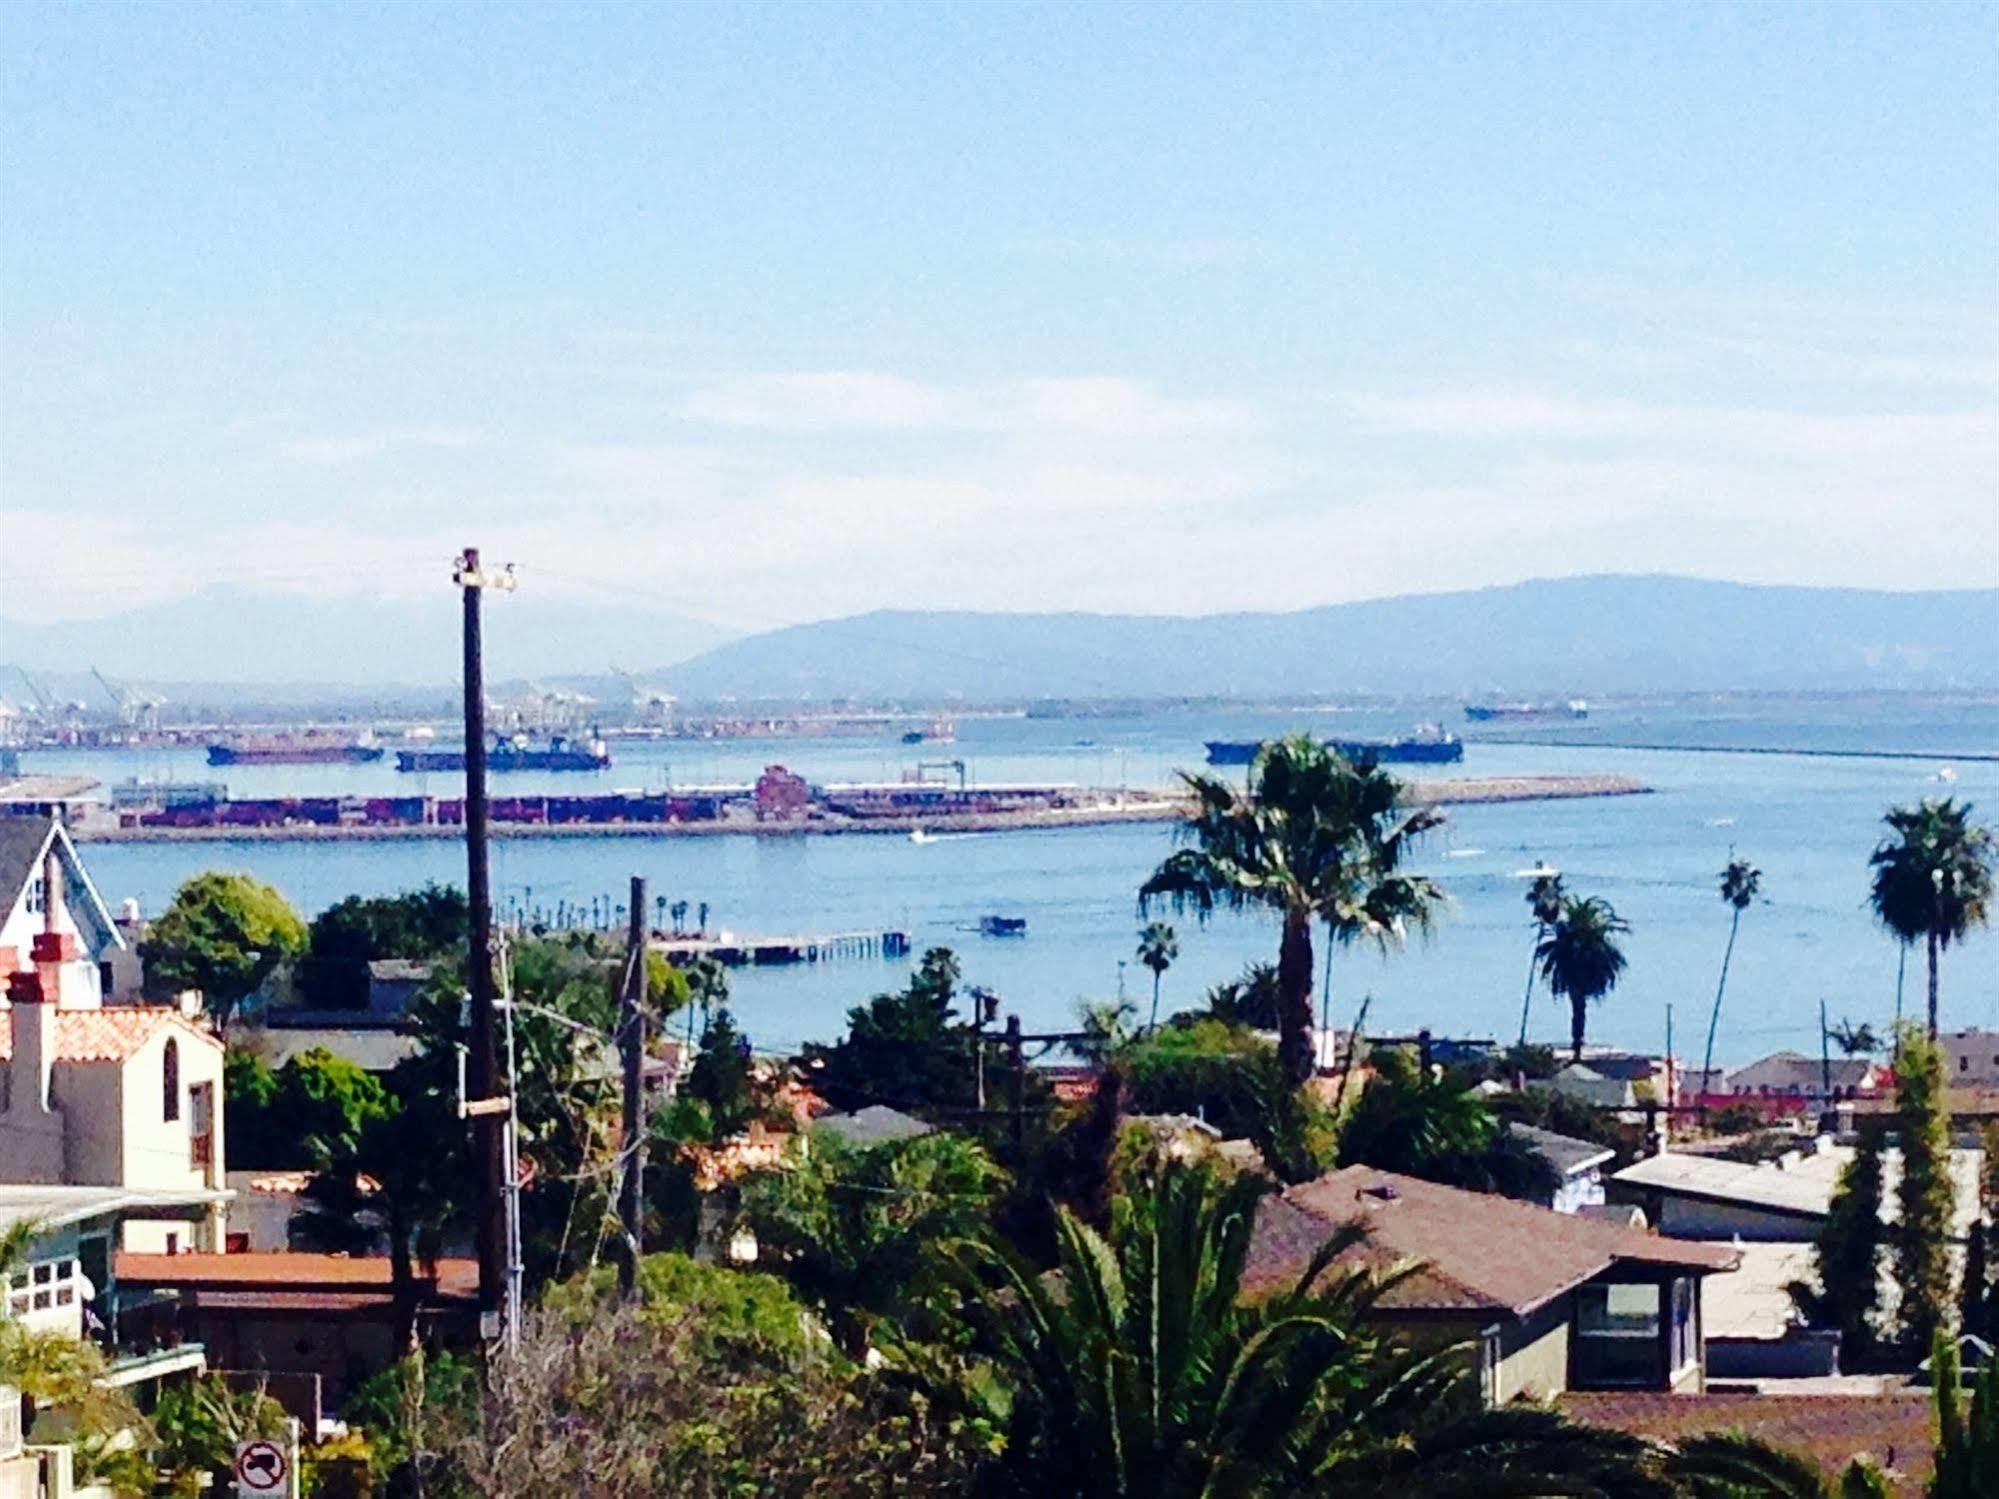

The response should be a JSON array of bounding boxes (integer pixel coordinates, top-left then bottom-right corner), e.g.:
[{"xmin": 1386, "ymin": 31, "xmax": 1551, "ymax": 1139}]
[{"xmin": 4, "ymin": 1, "xmax": 1995, "ymax": 629}]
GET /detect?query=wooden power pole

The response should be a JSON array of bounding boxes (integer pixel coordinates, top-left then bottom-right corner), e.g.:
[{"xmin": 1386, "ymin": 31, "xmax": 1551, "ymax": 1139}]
[
  {"xmin": 618, "ymin": 874, "xmax": 648, "ymax": 1300},
  {"xmin": 456, "ymin": 547, "xmax": 514, "ymax": 1338}
]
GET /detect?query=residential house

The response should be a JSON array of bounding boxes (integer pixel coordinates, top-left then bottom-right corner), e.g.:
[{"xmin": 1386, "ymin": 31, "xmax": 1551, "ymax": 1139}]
[
  {"xmin": 1510, "ymin": 1123, "xmax": 1615, "ymax": 1214},
  {"xmin": 1941, "ymin": 1029, "xmax": 1999, "ymax": 1089},
  {"xmin": 1610, "ymin": 1140, "xmax": 1982, "ymax": 1245},
  {"xmin": 0, "ymin": 816, "xmax": 228, "ymax": 1251},
  {"xmin": 1700, "ymin": 1050, "xmax": 1887, "ymax": 1113},
  {"xmin": 114, "ymin": 1251, "xmax": 480, "ymax": 1414},
  {"xmin": 811, "ymin": 1104, "xmax": 933, "ymax": 1149},
  {"xmin": 1243, "ymin": 1167, "xmax": 1738, "ymax": 1404},
  {"xmin": 1550, "ymin": 1063, "xmax": 1638, "ymax": 1110}
]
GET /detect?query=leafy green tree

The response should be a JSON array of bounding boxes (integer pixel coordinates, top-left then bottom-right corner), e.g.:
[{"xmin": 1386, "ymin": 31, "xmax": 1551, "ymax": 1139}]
[
  {"xmin": 546, "ymin": 1250, "xmax": 819, "ymax": 1358},
  {"xmin": 1200, "ymin": 961, "xmax": 1282, "ymax": 1029},
  {"xmin": 685, "ymin": 1007, "xmax": 761, "ymax": 1144},
  {"xmin": 1140, "ymin": 736, "xmax": 1445, "ymax": 1087},
  {"xmin": 1338, "ymin": 1048, "xmax": 1559, "ymax": 1202},
  {"xmin": 151, "ymin": 1374, "xmax": 288, "ymax": 1495},
  {"xmin": 929, "ymin": 1161, "xmax": 1654, "ymax": 1497},
  {"xmin": 803, "ymin": 948, "xmax": 979, "ymax": 1115},
  {"xmin": 301, "ymin": 884, "xmax": 468, "ymax": 1009},
  {"xmin": 1135, "ymin": 921, "xmax": 1178, "ymax": 1033},
  {"xmin": 230, "ymin": 1046, "xmax": 393, "ymax": 1170},
  {"xmin": 1869, "ymin": 798, "xmax": 1994, "ymax": 1038},
  {"xmin": 1518, "ymin": 866, "xmax": 1566, "ymax": 1046},
  {"xmin": 1537, "ymin": 893, "xmax": 1631, "ymax": 1062},
  {"xmin": 0, "ymin": 1315, "xmax": 155, "ymax": 1493},
  {"xmin": 141, "ymin": 871, "xmax": 307, "ymax": 1033},
  {"xmin": 1699, "ymin": 855, "xmax": 1762, "ymax": 1105},
  {"xmin": 742, "ymin": 1130, "xmax": 1003, "ymax": 1355},
  {"xmin": 1893, "ymin": 1024, "xmax": 1957, "ymax": 1353},
  {"xmin": 1789, "ymin": 1126, "xmax": 1884, "ymax": 1360},
  {"xmin": 1931, "ymin": 1331, "xmax": 1999, "ymax": 1499},
  {"xmin": 1969, "ymin": 1124, "xmax": 1999, "ymax": 1342}
]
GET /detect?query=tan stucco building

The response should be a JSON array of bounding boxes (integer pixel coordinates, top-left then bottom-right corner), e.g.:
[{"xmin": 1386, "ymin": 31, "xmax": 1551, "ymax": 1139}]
[{"xmin": 0, "ymin": 817, "xmax": 227, "ymax": 1251}]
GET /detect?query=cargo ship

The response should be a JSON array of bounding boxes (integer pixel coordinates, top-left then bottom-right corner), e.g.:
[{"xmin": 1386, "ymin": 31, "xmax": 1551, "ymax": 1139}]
[
  {"xmin": 1463, "ymin": 700, "xmax": 1589, "ymax": 723},
  {"xmin": 207, "ymin": 734, "xmax": 384, "ymax": 767},
  {"xmin": 1204, "ymin": 727, "xmax": 1464, "ymax": 767},
  {"xmin": 396, "ymin": 733, "xmax": 612, "ymax": 774},
  {"xmin": 900, "ymin": 717, "xmax": 957, "ymax": 745}
]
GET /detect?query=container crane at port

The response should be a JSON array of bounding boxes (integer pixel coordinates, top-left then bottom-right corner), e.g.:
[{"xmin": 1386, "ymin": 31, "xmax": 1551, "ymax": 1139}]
[{"xmin": 90, "ymin": 666, "xmax": 165, "ymax": 729}]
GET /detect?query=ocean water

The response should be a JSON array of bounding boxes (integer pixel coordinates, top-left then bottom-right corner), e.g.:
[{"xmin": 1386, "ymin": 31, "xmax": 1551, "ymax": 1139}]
[{"xmin": 18, "ymin": 695, "xmax": 1999, "ymax": 1064}]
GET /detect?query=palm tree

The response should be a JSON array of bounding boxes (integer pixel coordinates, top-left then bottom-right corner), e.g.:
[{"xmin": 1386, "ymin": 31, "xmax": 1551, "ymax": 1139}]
[
  {"xmin": 1135, "ymin": 922, "xmax": 1178, "ymax": 1033},
  {"xmin": 1518, "ymin": 866, "xmax": 1565, "ymax": 1046},
  {"xmin": 653, "ymin": 894, "xmax": 666, "ymax": 933},
  {"xmin": 697, "ymin": 900, "xmax": 710, "ymax": 934},
  {"xmin": 930, "ymin": 1162, "xmax": 1655, "ymax": 1497},
  {"xmin": 1869, "ymin": 798, "xmax": 1994, "ymax": 1038},
  {"xmin": 1538, "ymin": 893, "xmax": 1630, "ymax": 1063},
  {"xmin": 1699, "ymin": 855, "xmax": 1762, "ymax": 1108},
  {"xmin": 1827, "ymin": 1018, "xmax": 1879, "ymax": 1057},
  {"xmin": 669, "ymin": 898, "xmax": 690, "ymax": 934},
  {"xmin": 1141, "ymin": 736, "xmax": 1445, "ymax": 1087}
]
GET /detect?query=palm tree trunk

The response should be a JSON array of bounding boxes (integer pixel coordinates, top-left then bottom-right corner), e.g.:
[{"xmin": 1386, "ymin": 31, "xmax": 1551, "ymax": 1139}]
[
  {"xmin": 1318, "ymin": 935, "xmax": 1336, "ymax": 1063},
  {"xmin": 1571, "ymin": 994, "xmax": 1587, "ymax": 1064},
  {"xmin": 1895, "ymin": 942, "xmax": 1907, "ymax": 1027},
  {"xmin": 1518, "ymin": 927, "xmax": 1542, "ymax": 1047},
  {"xmin": 1927, "ymin": 925, "xmax": 1941, "ymax": 1039},
  {"xmin": 1700, "ymin": 910, "xmax": 1741, "ymax": 1113},
  {"xmin": 1148, "ymin": 969, "xmax": 1162, "ymax": 1034},
  {"xmin": 1278, "ymin": 910, "xmax": 1315, "ymax": 1087}
]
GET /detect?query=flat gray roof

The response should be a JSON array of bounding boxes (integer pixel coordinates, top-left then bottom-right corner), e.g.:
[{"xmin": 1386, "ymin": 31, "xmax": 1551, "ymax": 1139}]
[{"xmin": 0, "ymin": 1184, "xmax": 231, "ymax": 1235}]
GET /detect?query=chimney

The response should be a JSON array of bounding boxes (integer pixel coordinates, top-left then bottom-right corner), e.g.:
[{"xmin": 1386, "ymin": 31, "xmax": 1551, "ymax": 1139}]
[
  {"xmin": 28, "ymin": 849, "xmax": 80, "ymax": 1006},
  {"xmin": 6, "ymin": 970, "xmax": 55, "ymax": 1114}
]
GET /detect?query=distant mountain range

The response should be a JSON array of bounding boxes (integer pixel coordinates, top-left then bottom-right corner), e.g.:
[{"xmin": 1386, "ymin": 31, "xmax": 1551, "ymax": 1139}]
[
  {"xmin": 3, "ymin": 576, "xmax": 1993, "ymax": 707},
  {"xmin": 1, "ymin": 585, "xmax": 736, "ymax": 691},
  {"xmin": 658, "ymin": 576, "xmax": 1999, "ymax": 701}
]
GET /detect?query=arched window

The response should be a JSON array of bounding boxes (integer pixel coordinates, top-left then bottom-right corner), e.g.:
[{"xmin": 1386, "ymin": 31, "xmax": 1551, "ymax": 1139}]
[{"xmin": 162, "ymin": 1039, "xmax": 180, "ymax": 1123}]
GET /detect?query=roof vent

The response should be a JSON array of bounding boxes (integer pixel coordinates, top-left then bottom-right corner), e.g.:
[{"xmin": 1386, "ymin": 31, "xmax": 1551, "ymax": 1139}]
[{"xmin": 1359, "ymin": 1182, "xmax": 1401, "ymax": 1204}]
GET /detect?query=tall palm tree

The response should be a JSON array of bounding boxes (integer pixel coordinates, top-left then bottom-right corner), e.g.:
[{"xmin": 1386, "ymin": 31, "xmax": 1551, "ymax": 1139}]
[
  {"xmin": 1869, "ymin": 798, "xmax": 1994, "ymax": 1038},
  {"xmin": 1135, "ymin": 922, "xmax": 1178, "ymax": 1033},
  {"xmin": 1518, "ymin": 866, "xmax": 1565, "ymax": 1046},
  {"xmin": 1141, "ymin": 736, "xmax": 1445, "ymax": 1087},
  {"xmin": 1538, "ymin": 893, "xmax": 1630, "ymax": 1063},
  {"xmin": 1699, "ymin": 855, "xmax": 1762, "ymax": 1107},
  {"xmin": 930, "ymin": 1162, "xmax": 1655, "ymax": 1497}
]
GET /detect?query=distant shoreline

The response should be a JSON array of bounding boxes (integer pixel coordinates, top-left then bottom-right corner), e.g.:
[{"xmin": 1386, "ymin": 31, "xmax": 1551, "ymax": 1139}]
[
  {"xmin": 1469, "ymin": 739, "xmax": 1997, "ymax": 763},
  {"xmin": 69, "ymin": 775, "xmax": 1651, "ymax": 844}
]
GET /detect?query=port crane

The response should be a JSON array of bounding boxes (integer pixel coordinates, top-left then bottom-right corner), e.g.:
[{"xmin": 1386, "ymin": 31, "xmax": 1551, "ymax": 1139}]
[
  {"xmin": 909, "ymin": 758, "xmax": 967, "ymax": 790},
  {"xmin": 90, "ymin": 666, "xmax": 164, "ymax": 729}
]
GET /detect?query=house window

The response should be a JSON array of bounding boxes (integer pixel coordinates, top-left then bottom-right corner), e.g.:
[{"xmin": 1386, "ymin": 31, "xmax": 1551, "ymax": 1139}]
[
  {"xmin": 162, "ymin": 1039, "xmax": 180, "ymax": 1122},
  {"xmin": 1574, "ymin": 1282, "xmax": 1661, "ymax": 1387}
]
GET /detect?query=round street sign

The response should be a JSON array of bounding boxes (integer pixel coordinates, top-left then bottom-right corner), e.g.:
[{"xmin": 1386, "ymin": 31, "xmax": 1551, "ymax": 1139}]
[{"xmin": 235, "ymin": 1437, "xmax": 289, "ymax": 1494}]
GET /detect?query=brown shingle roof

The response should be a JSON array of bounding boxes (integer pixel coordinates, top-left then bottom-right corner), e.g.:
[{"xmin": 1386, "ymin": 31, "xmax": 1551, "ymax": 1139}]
[
  {"xmin": 1245, "ymin": 1167, "xmax": 1738, "ymax": 1317},
  {"xmin": 1562, "ymin": 1392, "xmax": 1933, "ymax": 1496}
]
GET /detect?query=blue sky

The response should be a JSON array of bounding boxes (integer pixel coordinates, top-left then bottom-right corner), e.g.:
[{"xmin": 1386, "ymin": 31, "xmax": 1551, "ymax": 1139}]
[{"xmin": 4, "ymin": 0, "xmax": 1994, "ymax": 628}]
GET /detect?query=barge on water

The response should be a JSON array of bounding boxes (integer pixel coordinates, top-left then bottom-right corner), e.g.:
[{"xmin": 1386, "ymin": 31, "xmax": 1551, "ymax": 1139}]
[
  {"xmin": 207, "ymin": 734, "xmax": 385, "ymax": 766},
  {"xmin": 397, "ymin": 734, "xmax": 612, "ymax": 773},
  {"xmin": 1204, "ymin": 728, "xmax": 1464, "ymax": 767},
  {"xmin": 1463, "ymin": 700, "xmax": 1589, "ymax": 722}
]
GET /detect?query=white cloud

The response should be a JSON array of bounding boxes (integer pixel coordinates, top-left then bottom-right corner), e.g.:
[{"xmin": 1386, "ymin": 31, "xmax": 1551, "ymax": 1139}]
[
  {"xmin": 678, "ymin": 372, "xmax": 977, "ymax": 431},
  {"xmin": 279, "ymin": 426, "xmax": 491, "ymax": 466}
]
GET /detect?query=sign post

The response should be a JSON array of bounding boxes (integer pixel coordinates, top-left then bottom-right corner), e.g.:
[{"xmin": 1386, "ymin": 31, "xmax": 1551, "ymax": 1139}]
[{"xmin": 234, "ymin": 1436, "xmax": 292, "ymax": 1499}]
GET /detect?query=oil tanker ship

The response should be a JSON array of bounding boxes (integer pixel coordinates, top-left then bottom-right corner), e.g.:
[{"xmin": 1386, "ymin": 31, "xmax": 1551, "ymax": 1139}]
[
  {"xmin": 207, "ymin": 734, "xmax": 385, "ymax": 767},
  {"xmin": 396, "ymin": 734, "xmax": 612, "ymax": 773},
  {"xmin": 1204, "ymin": 727, "xmax": 1464, "ymax": 767}
]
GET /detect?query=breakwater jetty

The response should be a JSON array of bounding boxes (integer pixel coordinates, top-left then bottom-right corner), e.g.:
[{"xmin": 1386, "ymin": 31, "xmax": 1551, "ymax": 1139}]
[{"xmin": 66, "ymin": 774, "xmax": 1648, "ymax": 843}]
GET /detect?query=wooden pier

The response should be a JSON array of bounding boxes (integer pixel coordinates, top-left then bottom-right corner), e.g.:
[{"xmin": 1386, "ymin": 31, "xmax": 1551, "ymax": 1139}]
[{"xmin": 652, "ymin": 929, "xmax": 911, "ymax": 967}]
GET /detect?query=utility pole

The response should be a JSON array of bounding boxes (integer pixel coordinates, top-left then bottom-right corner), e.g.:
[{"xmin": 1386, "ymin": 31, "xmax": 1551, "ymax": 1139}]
[
  {"xmin": 455, "ymin": 547, "xmax": 514, "ymax": 1340},
  {"xmin": 1005, "ymin": 1013, "xmax": 1025, "ymax": 1157},
  {"xmin": 1663, "ymin": 1002, "xmax": 1674, "ymax": 1144},
  {"xmin": 618, "ymin": 874, "xmax": 648, "ymax": 1301}
]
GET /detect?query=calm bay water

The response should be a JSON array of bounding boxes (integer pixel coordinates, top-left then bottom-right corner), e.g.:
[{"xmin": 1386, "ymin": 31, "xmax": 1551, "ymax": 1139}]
[{"xmin": 21, "ymin": 695, "xmax": 1999, "ymax": 1063}]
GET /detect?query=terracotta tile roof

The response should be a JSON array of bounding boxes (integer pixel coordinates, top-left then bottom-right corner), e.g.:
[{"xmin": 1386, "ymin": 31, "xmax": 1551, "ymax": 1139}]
[
  {"xmin": 117, "ymin": 1251, "xmax": 479, "ymax": 1301},
  {"xmin": 0, "ymin": 1005, "xmax": 219, "ymax": 1063},
  {"xmin": 1562, "ymin": 1392, "xmax": 1933, "ymax": 1496},
  {"xmin": 1244, "ymin": 1167, "xmax": 1738, "ymax": 1317}
]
